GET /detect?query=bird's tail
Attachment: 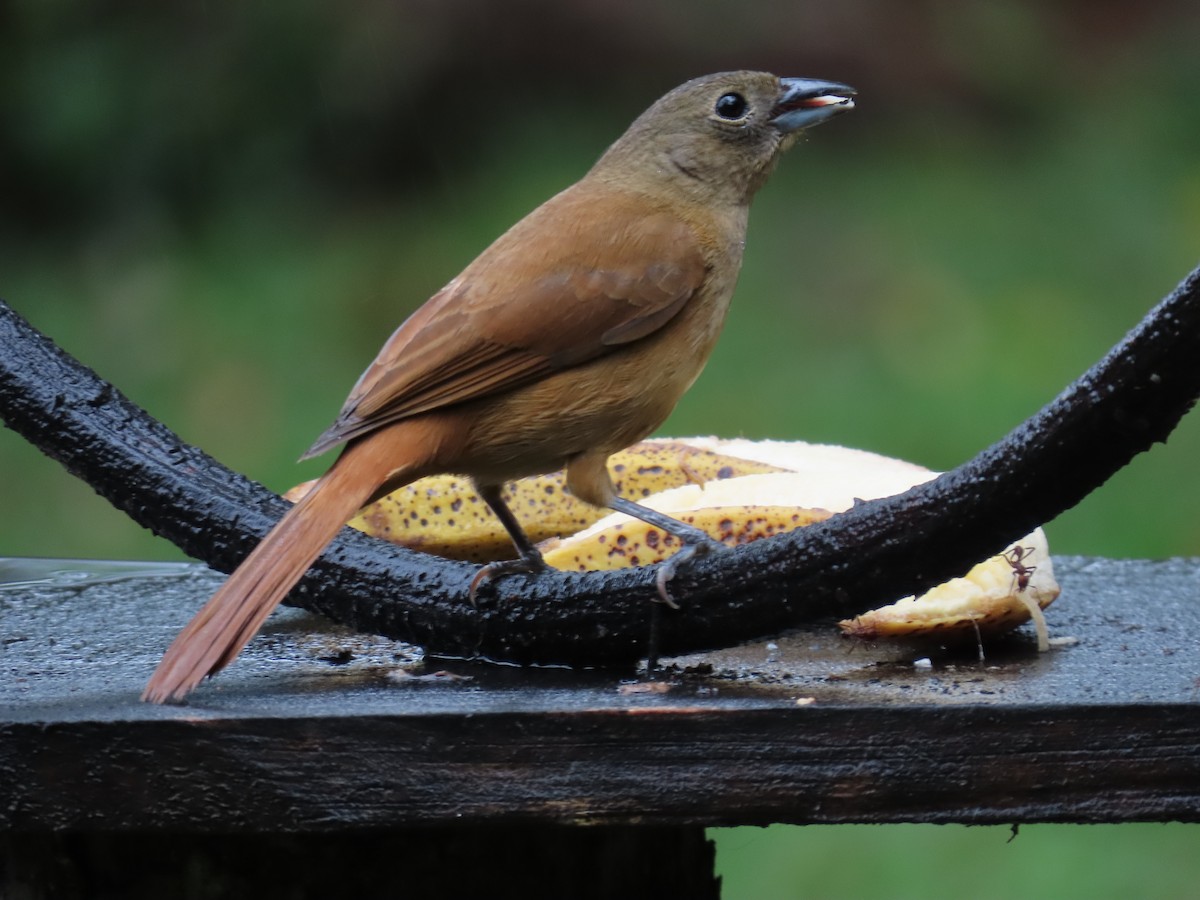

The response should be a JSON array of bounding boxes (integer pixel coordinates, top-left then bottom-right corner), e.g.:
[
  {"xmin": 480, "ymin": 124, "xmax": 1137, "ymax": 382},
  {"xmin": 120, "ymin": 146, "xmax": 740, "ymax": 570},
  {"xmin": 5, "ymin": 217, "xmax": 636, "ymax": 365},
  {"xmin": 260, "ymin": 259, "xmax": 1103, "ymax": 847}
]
[{"xmin": 142, "ymin": 435, "xmax": 411, "ymax": 704}]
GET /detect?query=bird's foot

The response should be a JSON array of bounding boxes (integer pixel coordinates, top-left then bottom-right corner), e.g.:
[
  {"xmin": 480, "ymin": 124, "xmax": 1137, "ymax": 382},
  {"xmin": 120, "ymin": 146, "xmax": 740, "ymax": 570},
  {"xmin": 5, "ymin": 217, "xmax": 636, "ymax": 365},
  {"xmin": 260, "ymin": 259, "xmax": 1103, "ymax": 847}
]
[
  {"xmin": 643, "ymin": 534, "xmax": 725, "ymax": 673},
  {"xmin": 654, "ymin": 535, "xmax": 725, "ymax": 609},
  {"xmin": 468, "ymin": 551, "xmax": 550, "ymax": 605},
  {"xmin": 604, "ymin": 495, "xmax": 727, "ymax": 608}
]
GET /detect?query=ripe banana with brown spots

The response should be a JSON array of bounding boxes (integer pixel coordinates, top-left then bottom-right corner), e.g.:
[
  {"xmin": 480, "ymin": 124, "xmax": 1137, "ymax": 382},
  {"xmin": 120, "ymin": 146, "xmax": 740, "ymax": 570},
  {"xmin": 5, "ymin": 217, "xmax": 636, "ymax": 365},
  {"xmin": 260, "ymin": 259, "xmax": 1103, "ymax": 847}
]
[
  {"xmin": 534, "ymin": 438, "xmax": 1060, "ymax": 648},
  {"xmin": 287, "ymin": 436, "xmax": 1059, "ymax": 648},
  {"xmin": 285, "ymin": 439, "xmax": 784, "ymax": 562},
  {"xmin": 540, "ymin": 506, "xmax": 833, "ymax": 571}
]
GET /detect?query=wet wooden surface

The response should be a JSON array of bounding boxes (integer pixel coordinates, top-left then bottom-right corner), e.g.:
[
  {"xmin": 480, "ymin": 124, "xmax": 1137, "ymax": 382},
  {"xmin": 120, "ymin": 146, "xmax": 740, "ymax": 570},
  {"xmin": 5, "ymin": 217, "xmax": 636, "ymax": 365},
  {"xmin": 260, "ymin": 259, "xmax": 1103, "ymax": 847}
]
[{"xmin": 2, "ymin": 555, "xmax": 1199, "ymax": 832}]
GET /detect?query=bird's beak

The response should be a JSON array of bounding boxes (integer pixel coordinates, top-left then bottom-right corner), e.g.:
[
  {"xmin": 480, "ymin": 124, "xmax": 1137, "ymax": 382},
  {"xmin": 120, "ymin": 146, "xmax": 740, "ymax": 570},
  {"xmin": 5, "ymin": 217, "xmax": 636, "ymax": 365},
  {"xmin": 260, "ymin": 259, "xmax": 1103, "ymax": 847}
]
[{"xmin": 769, "ymin": 78, "xmax": 856, "ymax": 133}]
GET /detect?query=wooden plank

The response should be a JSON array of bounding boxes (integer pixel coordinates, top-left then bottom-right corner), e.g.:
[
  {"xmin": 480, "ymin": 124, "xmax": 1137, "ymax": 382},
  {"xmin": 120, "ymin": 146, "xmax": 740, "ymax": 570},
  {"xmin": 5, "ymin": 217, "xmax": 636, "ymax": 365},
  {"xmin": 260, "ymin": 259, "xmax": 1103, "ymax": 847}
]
[{"xmin": 2, "ymin": 556, "xmax": 1199, "ymax": 830}]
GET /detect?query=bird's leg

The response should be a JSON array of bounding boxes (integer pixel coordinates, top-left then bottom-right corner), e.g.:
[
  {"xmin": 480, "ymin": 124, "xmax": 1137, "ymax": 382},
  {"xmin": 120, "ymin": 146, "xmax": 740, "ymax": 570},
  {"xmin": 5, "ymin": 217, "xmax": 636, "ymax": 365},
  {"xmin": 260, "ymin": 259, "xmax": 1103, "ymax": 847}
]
[
  {"xmin": 565, "ymin": 452, "xmax": 723, "ymax": 610},
  {"xmin": 605, "ymin": 495, "xmax": 725, "ymax": 609},
  {"xmin": 468, "ymin": 481, "xmax": 550, "ymax": 604},
  {"xmin": 604, "ymin": 493, "xmax": 724, "ymax": 675}
]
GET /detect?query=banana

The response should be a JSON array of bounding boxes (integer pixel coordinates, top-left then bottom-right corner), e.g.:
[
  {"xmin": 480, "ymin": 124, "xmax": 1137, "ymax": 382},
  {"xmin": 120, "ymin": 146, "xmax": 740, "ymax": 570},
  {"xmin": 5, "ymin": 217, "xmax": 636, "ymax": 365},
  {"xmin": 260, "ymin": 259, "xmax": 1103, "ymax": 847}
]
[
  {"xmin": 534, "ymin": 439, "xmax": 1061, "ymax": 649},
  {"xmin": 285, "ymin": 440, "xmax": 784, "ymax": 562},
  {"xmin": 541, "ymin": 506, "xmax": 833, "ymax": 571},
  {"xmin": 837, "ymin": 531, "xmax": 1058, "ymax": 650},
  {"xmin": 287, "ymin": 435, "xmax": 1060, "ymax": 649}
]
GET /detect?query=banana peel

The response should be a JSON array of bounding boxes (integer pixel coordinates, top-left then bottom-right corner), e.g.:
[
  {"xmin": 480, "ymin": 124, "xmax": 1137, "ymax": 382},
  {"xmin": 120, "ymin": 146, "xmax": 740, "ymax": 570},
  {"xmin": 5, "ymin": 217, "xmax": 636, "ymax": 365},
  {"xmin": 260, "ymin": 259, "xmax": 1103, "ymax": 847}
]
[
  {"xmin": 286, "ymin": 436, "xmax": 1060, "ymax": 649},
  {"xmin": 535, "ymin": 438, "xmax": 1059, "ymax": 649},
  {"xmin": 285, "ymin": 440, "xmax": 784, "ymax": 562},
  {"xmin": 539, "ymin": 506, "xmax": 833, "ymax": 571},
  {"xmin": 838, "ymin": 533, "xmax": 1056, "ymax": 651}
]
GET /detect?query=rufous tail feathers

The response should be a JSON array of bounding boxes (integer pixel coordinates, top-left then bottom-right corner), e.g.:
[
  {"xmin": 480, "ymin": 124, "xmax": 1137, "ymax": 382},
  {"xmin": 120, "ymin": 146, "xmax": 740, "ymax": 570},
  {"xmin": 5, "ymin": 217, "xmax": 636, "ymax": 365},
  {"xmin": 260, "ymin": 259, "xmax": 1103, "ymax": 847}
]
[{"xmin": 142, "ymin": 434, "xmax": 413, "ymax": 703}]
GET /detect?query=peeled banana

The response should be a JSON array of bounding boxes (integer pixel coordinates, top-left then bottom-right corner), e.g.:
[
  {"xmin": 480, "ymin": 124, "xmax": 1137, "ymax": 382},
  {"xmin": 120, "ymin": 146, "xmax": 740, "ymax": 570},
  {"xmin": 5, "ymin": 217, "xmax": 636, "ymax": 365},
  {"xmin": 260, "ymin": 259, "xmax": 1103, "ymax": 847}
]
[
  {"xmin": 536, "ymin": 440, "xmax": 1059, "ymax": 648},
  {"xmin": 837, "ymin": 532, "xmax": 1057, "ymax": 650},
  {"xmin": 286, "ymin": 436, "xmax": 1060, "ymax": 649}
]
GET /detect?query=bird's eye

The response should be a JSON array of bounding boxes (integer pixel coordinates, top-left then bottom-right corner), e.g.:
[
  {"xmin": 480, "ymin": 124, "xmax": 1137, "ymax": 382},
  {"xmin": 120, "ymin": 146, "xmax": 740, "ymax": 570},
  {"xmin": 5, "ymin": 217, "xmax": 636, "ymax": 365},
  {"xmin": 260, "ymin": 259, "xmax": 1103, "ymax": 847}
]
[{"xmin": 714, "ymin": 92, "xmax": 748, "ymax": 120}]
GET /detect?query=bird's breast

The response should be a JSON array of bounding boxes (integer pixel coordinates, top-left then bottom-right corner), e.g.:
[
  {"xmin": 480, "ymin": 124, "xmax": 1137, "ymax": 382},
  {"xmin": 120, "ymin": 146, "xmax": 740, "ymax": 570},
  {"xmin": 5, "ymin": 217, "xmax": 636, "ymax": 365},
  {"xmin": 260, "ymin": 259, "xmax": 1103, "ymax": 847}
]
[{"xmin": 446, "ymin": 276, "xmax": 738, "ymax": 484}]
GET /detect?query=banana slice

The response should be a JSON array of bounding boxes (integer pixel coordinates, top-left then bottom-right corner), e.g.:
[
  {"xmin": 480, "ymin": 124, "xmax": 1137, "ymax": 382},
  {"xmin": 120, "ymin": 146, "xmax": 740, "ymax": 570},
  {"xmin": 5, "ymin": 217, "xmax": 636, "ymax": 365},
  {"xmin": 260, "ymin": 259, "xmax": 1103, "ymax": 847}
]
[
  {"xmin": 837, "ymin": 531, "xmax": 1058, "ymax": 650},
  {"xmin": 285, "ymin": 440, "xmax": 784, "ymax": 562}
]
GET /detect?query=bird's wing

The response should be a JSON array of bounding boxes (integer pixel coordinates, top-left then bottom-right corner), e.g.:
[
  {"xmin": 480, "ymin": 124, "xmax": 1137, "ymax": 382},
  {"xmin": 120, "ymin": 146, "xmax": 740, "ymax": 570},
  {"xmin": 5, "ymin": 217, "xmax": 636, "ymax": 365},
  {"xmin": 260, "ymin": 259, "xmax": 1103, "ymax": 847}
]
[{"xmin": 303, "ymin": 190, "xmax": 708, "ymax": 458}]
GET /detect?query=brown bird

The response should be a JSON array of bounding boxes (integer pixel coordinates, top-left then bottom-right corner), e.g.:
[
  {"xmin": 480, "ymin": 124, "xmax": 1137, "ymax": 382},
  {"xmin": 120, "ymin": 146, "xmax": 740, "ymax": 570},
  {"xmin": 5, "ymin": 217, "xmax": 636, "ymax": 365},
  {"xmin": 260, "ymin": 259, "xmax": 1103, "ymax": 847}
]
[{"xmin": 142, "ymin": 70, "xmax": 855, "ymax": 703}]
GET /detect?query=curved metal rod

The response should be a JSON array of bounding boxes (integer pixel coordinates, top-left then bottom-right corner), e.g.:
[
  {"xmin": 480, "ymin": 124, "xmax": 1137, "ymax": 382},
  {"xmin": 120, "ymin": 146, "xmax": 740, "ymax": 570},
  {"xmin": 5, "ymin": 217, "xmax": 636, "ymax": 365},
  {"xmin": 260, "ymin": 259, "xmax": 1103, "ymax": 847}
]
[{"xmin": 1, "ymin": 263, "xmax": 1198, "ymax": 664}]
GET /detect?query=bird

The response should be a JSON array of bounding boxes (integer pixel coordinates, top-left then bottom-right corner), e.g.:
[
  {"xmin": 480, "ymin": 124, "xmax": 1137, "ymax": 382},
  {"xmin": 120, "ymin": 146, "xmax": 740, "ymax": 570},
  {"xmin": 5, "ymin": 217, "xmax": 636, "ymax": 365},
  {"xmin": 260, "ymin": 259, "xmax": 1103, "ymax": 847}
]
[{"xmin": 142, "ymin": 70, "xmax": 856, "ymax": 703}]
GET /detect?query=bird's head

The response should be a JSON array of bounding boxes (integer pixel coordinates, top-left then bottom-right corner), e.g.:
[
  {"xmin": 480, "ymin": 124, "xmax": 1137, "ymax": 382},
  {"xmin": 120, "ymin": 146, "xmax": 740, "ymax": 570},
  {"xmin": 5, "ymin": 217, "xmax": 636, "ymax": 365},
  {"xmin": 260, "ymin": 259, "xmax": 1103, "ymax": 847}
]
[{"xmin": 595, "ymin": 71, "xmax": 856, "ymax": 206}]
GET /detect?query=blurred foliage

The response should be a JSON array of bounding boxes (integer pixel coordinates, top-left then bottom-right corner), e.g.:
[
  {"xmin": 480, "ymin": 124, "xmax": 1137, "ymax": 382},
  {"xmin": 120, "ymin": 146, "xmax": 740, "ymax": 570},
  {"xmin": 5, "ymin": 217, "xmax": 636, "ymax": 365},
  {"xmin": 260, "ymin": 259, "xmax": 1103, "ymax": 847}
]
[
  {"xmin": 3, "ymin": 0, "xmax": 1200, "ymax": 561},
  {"xmin": 716, "ymin": 822, "xmax": 1200, "ymax": 899},
  {"xmin": 3, "ymin": 2, "xmax": 1200, "ymax": 895}
]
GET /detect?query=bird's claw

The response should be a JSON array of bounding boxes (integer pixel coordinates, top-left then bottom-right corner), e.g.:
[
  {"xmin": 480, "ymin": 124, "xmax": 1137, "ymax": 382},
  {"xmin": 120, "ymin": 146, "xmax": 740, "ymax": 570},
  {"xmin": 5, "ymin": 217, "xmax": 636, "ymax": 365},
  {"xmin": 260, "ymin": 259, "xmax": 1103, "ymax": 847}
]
[
  {"xmin": 468, "ymin": 554, "xmax": 550, "ymax": 606},
  {"xmin": 654, "ymin": 537, "xmax": 725, "ymax": 608}
]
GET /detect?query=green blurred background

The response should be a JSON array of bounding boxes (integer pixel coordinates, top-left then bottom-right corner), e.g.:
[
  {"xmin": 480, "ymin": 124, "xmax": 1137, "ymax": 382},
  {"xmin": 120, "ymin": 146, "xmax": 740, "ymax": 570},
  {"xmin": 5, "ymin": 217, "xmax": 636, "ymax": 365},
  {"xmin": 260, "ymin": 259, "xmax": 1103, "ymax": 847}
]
[{"xmin": 2, "ymin": 1, "xmax": 1198, "ymax": 896}]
